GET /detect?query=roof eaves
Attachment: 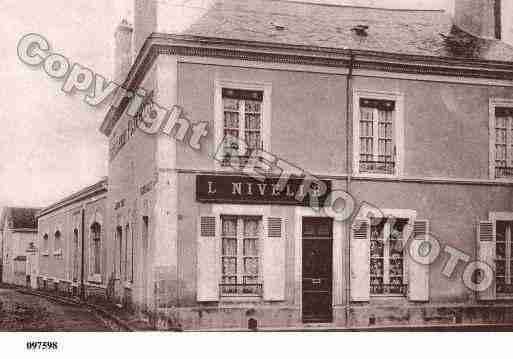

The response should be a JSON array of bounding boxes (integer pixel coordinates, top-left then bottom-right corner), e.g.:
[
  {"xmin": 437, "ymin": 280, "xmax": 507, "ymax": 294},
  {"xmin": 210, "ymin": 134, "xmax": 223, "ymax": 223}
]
[
  {"xmin": 37, "ymin": 179, "xmax": 108, "ymax": 218},
  {"xmin": 100, "ymin": 33, "xmax": 513, "ymax": 137}
]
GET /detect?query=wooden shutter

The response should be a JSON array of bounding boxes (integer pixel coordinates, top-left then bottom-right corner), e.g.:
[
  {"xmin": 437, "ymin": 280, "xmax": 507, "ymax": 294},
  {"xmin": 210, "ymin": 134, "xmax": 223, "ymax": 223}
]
[
  {"xmin": 408, "ymin": 220, "xmax": 430, "ymax": 301},
  {"xmin": 350, "ymin": 219, "xmax": 370, "ymax": 301},
  {"xmin": 477, "ymin": 221, "xmax": 496, "ymax": 301},
  {"xmin": 263, "ymin": 217, "xmax": 286, "ymax": 301},
  {"xmin": 197, "ymin": 216, "xmax": 219, "ymax": 302}
]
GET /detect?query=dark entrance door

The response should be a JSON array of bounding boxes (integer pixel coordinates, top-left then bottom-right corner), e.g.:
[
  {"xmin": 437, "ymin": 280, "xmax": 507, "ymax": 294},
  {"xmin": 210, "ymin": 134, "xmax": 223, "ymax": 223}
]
[{"xmin": 302, "ymin": 217, "xmax": 333, "ymax": 323}]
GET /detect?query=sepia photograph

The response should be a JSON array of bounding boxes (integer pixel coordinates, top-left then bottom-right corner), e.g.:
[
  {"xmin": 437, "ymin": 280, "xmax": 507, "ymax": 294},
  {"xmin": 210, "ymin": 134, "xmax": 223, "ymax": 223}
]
[{"xmin": 1, "ymin": 0, "xmax": 512, "ymax": 356}]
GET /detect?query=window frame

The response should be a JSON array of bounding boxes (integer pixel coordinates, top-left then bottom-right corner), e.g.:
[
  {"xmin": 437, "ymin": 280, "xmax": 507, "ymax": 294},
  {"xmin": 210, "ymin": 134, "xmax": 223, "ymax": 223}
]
[
  {"xmin": 212, "ymin": 204, "xmax": 270, "ymax": 300},
  {"xmin": 89, "ymin": 222, "xmax": 102, "ymax": 282},
  {"xmin": 42, "ymin": 233, "xmax": 49, "ymax": 256},
  {"xmin": 489, "ymin": 211, "xmax": 513, "ymax": 298},
  {"xmin": 53, "ymin": 230, "xmax": 62, "ymax": 257},
  {"xmin": 357, "ymin": 208, "xmax": 416, "ymax": 299},
  {"xmin": 214, "ymin": 79, "xmax": 272, "ymax": 170},
  {"xmin": 489, "ymin": 98, "xmax": 513, "ymax": 181},
  {"xmin": 353, "ymin": 89, "xmax": 404, "ymax": 178}
]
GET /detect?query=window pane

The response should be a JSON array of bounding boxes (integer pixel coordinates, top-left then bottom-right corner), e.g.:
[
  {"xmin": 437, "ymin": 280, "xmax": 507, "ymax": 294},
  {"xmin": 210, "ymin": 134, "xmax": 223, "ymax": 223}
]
[
  {"xmin": 245, "ymin": 112, "xmax": 261, "ymax": 129},
  {"xmin": 222, "ymin": 238, "xmax": 237, "ymax": 256},
  {"xmin": 245, "ymin": 100, "xmax": 261, "ymax": 113},
  {"xmin": 222, "ymin": 257, "xmax": 237, "ymax": 275},
  {"xmin": 222, "ymin": 217, "xmax": 237, "ymax": 237},
  {"xmin": 245, "ymin": 131, "xmax": 261, "ymax": 149},
  {"xmin": 244, "ymin": 218, "xmax": 259, "ymax": 237},
  {"xmin": 244, "ymin": 258, "xmax": 258, "ymax": 275},
  {"xmin": 243, "ymin": 239, "xmax": 258, "ymax": 256},
  {"xmin": 223, "ymin": 98, "xmax": 239, "ymax": 111},
  {"xmin": 94, "ymin": 240, "xmax": 101, "ymax": 274},
  {"xmin": 224, "ymin": 111, "xmax": 239, "ymax": 129}
]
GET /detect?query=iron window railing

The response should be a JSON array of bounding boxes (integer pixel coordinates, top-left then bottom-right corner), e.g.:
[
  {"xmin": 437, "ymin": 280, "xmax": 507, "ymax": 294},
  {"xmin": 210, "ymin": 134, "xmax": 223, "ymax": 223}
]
[
  {"xmin": 495, "ymin": 166, "xmax": 513, "ymax": 178},
  {"xmin": 219, "ymin": 283, "xmax": 263, "ymax": 297},
  {"xmin": 370, "ymin": 283, "xmax": 408, "ymax": 296},
  {"xmin": 359, "ymin": 160, "xmax": 396, "ymax": 175}
]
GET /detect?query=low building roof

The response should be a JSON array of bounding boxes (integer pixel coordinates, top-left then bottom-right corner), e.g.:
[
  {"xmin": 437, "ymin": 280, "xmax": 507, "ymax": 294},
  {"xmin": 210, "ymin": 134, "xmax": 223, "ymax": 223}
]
[
  {"xmin": 182, "ymin": 0, "xmax": 513, "ymax": 62},
  {"xmin": 37, "ymin": 178, "xmax": 108, "ymax": 218}
]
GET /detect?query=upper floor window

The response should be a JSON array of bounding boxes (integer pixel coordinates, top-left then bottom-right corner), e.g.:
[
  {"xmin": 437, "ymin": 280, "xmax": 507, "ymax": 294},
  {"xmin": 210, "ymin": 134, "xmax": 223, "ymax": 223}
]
[
  {"xmin": 353, "ymin": 91, "xmax": 404, "ymax": 177},
  {"xmin": 214, "ymin": 81, "xmax": 271, "ymax": 170},
  {"xmin": 491, "ymin": 103, "xmax": 513, "ymax": 179}
]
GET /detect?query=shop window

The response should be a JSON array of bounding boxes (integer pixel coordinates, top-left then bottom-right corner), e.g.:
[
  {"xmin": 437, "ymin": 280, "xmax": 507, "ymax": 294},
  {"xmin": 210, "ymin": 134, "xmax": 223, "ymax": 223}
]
[
  {"xmin": 370, "ymin": 218, "xmax": 409, "ymax": 296},
  {"xmin": 220, "ymin": 215, "xmax": 262, "ymax": 296}
]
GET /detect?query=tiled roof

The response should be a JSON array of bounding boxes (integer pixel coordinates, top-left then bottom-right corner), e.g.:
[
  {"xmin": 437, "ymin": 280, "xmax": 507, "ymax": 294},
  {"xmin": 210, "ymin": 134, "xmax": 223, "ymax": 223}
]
[
  {"xmin": 0, "ymin": 207, "xmax": 40, "ymax": 230},
  {"xmin": 182, "ymin": 0, "xmax": 513, "ymax": 62}
]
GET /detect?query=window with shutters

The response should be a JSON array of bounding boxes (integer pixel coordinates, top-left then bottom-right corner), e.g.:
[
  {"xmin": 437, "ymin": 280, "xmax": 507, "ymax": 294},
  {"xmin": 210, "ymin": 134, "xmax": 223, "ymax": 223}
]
[
  {"xmin": 353, "ymin": 90, "xmax": 404, "ymax": 177},
  {"xmin": 214, "ymin": 81, "xmax": 271, "ymax": 169},
  {"xmin": 370, "ymin": 217, "xmax": 409, "ymax": 296},
  {"xmin": 495, "ymin": 220, "xmax": 513, "ymax": 295},
  {"xmin": 220, "ymin": 215, "xmax": 262, "ymax": 296},
  {"xmin": 490, "ymin": 100, "xmax": 513, "ymax": 179}
]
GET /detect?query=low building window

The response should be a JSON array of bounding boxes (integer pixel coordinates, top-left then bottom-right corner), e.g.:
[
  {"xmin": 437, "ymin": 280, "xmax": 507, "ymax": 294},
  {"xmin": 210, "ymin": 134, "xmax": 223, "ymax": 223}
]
[
  {"xmin": 90, "ymin": 222, "xmax": 101, "ymax": 276},
  {"xmin": 54, "ymin": 230, "xmax": 62, "ymax": 256}
]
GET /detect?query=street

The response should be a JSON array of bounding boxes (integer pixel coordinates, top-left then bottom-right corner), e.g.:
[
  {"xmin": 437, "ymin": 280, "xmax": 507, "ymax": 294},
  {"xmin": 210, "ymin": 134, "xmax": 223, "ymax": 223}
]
[{"xmin": 0, "ymin": 288, "xmax": 112, "ymax": 331}]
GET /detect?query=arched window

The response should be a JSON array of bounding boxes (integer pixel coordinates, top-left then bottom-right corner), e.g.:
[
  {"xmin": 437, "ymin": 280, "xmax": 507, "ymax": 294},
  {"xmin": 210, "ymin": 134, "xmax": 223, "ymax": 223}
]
[
  {"xmin": 54, "ymin": 230, "xmax": 62, "ymax": 256},
  {"xmin": 73, "ymin": 229, "xmax": 80, "ymax": 282},
  {"xmin": 42, "ymin": 234, "xmax": 49, "ymax": 255},
  {"xmin": 90, "ymin": 222, "xmax": 101, "ymax": 276}
]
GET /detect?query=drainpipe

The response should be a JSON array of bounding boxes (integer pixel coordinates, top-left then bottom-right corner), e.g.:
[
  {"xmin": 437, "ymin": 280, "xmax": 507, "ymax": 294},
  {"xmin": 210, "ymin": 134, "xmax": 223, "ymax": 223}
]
[
  {"xmin": 345, "ymin": 50, "xmax": 354, "ymax": 328},
  {"xmin": 80, "ymin": 207, "xmax": 85, "ymax": 300}
]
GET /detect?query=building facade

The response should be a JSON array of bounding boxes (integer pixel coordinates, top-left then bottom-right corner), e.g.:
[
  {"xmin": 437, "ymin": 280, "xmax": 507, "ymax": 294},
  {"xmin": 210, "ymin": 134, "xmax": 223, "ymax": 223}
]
[
  {"xmin": 0, "ymin": 207, "xmax": 39, "ymax": 287},
  {"xmin": 36, "ymin": 179, "xmax": 109, "ymax": 299},
  {"xmin": 30, "ymin": 0, "xmax": 513, "ymax": 330}
]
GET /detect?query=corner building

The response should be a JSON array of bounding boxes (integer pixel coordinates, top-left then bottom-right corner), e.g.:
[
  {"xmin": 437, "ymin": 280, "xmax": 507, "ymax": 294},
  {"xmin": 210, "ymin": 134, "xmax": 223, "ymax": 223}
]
[{"xmin": 100, "ymin": 0, "xmax": 513, "ymax": 329}]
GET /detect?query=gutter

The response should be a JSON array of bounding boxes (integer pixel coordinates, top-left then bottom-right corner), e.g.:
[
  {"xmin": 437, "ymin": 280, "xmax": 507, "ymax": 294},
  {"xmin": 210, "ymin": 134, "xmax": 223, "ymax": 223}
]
[{"xmin": 345, "ymin": 51, "xmax": 354, "ymax": 328}]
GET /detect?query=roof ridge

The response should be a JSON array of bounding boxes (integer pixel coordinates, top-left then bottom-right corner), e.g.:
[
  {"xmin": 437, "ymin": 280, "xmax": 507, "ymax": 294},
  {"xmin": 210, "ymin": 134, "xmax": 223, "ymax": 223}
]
[{"xmin": 264, "ymin": 0, "xmax": 447, "ymax": 12}]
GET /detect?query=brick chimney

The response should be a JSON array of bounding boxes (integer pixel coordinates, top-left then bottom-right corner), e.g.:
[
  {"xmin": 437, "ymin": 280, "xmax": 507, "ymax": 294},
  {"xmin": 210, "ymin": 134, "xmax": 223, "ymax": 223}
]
[
  {"xmin": 114, "ymin": 19, "xmax": 133, "ymax": 85},
  {"xmin": 452, "ymin": 0, "xmax": 501, "ymax": 39}
]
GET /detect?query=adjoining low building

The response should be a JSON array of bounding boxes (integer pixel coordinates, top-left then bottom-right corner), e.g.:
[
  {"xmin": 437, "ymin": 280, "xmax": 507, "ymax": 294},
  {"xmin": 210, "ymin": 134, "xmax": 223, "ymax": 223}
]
[
  {"xmin": 36, "ymin": 179, "xmax": 109, "ymax": 300},
  {"xmin": 0, "ymin": 207, "xmax": 39, "ymax": 287}
]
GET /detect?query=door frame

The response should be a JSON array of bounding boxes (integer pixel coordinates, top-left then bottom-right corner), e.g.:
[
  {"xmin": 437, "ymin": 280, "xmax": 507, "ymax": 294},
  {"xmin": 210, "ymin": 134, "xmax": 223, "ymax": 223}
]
[{"xmin": 294, "ymin": 207, "xmax": 344, "ymax": 324}]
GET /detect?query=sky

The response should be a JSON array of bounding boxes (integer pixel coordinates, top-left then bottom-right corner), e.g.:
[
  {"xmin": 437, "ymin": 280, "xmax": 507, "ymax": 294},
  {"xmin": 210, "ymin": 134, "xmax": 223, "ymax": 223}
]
[{"xmin": 0, "ymin": 0, "xmax": 450, "ymax": 209}]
